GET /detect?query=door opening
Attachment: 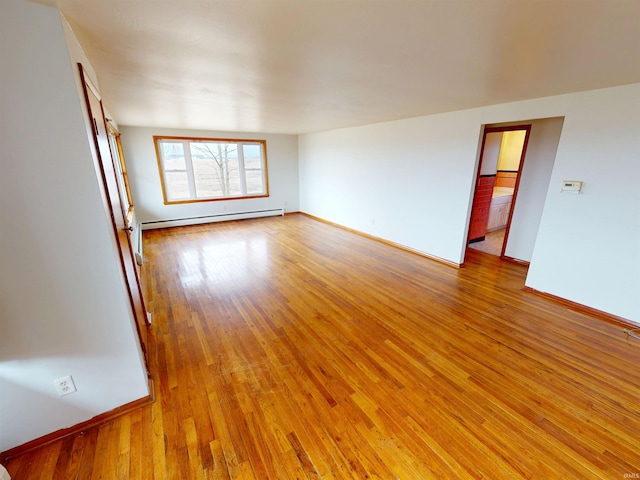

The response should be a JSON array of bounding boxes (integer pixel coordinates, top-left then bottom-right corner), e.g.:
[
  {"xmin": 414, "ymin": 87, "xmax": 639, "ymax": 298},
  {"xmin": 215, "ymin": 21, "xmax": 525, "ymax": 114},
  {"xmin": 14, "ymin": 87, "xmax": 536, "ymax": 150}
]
[
  {"xmin": 467, "ymin": 125, "xmax": 531, "ymax": 258},
  {"xmin": 78, "ymin": 64, "xmax": 150, "ymax": 373}
]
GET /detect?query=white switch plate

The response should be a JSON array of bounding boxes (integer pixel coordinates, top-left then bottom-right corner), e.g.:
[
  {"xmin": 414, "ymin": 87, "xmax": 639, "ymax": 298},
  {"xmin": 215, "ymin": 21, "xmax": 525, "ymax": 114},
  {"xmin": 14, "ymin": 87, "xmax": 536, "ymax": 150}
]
[{"xmin": 561, "ymin": 180, "xmax": 582, "ymax": 193}]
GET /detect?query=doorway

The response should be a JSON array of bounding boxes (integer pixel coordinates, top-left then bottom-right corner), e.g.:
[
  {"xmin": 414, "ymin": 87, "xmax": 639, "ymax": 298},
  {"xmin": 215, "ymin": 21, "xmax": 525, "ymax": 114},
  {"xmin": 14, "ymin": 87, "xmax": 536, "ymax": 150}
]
[
  {"xmin": 467, "ymin": 125, "xmax": 531, "ymax": 257},
  {"xmin": 78, "ymin": 64, "xmax": 150, "ymax": 372}
]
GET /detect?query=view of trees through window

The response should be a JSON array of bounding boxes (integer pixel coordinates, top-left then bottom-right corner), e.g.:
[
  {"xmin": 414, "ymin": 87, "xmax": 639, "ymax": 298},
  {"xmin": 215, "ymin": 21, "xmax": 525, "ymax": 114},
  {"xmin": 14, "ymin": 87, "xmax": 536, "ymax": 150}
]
[{"xmin": 155, "ymin": 137, "xmax": 268, "ymax": 203}]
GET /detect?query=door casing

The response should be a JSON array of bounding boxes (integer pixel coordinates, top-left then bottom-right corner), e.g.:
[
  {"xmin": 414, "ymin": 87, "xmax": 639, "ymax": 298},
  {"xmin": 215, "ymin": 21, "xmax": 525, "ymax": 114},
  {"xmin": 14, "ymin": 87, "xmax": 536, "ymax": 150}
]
[{"xmin": 78, "ymin": 63, "xmax": 150, "ymax": 372}]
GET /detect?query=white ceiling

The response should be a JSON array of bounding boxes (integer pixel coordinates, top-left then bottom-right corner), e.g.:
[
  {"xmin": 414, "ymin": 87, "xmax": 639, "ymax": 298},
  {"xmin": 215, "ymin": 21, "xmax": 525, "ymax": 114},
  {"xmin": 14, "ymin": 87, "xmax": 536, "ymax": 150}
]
[{"xmin": 33, "ymin": 0, "xmax": 640, "ymax": 134}]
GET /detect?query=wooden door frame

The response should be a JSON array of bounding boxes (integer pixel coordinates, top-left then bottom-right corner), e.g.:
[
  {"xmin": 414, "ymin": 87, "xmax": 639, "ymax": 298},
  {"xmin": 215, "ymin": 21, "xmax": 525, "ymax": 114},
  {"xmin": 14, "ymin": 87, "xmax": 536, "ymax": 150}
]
[
  {"xmin": 467, "ymin": 124, "xmax": 532, "ymax": 261},
  {"xmin": 78, "ymin": 63, "xmax": 150, "ymax": 372}
]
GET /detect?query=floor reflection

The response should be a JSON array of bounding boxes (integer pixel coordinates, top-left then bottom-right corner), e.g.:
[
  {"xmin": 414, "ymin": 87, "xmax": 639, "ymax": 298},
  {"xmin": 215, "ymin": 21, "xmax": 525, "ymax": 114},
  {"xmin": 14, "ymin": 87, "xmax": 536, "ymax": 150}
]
[{"xmin": 179, "ymin": 234, "xmax": 270, "ymax": 289}]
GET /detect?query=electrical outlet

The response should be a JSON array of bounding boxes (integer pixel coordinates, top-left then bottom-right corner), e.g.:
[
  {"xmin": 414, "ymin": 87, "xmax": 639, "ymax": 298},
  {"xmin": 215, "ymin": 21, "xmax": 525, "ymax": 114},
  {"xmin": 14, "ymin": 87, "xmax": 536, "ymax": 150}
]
[{"xmin": 54, "ymin": 375, "xmax": 77, "ymax": 396}]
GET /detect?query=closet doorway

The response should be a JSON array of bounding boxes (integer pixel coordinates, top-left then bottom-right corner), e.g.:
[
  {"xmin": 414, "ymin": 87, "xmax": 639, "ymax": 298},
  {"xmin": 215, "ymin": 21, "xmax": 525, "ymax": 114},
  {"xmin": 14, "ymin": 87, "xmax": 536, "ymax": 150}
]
[{"xmin": 467, "ymin": 125, "xmax": 531, "ymax": 257}]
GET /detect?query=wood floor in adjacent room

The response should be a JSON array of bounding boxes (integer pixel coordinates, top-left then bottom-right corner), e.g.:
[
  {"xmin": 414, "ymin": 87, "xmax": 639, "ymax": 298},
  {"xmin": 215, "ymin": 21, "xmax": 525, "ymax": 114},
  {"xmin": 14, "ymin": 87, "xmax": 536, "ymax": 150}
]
[{"xmin": 5, "ymin": 214, "xmax": 640, "ymax": 479}]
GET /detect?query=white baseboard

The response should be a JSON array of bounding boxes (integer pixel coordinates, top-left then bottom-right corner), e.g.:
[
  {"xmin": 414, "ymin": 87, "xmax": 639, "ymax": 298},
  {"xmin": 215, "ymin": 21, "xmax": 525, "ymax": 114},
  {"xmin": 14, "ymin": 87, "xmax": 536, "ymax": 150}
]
[{"xmin": 140, "ymin": 208, "xmax": 284, "ymax": 231}]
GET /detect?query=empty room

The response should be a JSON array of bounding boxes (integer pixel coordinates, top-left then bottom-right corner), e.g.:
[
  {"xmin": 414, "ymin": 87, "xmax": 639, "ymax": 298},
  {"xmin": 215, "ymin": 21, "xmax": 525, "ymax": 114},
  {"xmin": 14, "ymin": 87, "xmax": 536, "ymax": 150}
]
[{"xmin": 1, "ymin": 0, "xmax": 639, "ymax": 479}]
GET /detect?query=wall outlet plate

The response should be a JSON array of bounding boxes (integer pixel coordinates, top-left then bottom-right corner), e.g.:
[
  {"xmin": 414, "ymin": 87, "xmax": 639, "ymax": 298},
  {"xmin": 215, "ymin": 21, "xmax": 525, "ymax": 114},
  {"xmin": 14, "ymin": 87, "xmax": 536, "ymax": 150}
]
[{"xmin": 54, "ymin": 375, "xmax": 77, "ymax": 396}]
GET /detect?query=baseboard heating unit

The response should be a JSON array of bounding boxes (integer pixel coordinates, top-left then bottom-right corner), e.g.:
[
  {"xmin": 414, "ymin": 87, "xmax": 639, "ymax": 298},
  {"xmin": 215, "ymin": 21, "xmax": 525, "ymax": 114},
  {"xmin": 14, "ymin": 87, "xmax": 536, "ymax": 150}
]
[{"xmin": 141, "ymin": 208, "xmax": 285, "ymax": 231}]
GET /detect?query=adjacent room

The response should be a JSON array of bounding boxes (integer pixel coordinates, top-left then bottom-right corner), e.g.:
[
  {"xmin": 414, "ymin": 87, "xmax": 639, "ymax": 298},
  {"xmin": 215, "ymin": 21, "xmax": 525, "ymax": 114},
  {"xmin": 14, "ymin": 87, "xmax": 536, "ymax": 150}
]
[{"xmin": 1, "ymin": 0, "xmax": 639, "ymax": 478}]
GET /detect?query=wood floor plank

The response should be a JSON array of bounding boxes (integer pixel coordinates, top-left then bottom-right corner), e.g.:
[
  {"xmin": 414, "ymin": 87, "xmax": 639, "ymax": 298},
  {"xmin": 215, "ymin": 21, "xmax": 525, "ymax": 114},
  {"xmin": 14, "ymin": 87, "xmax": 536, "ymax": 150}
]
[
  {"xmin": 16, "ymin": 448, "xmax": 45, "ymax": 480},
  {"xmin": 49, "ymin": 435, "xmax": 75, "ymax": 480},
  {"xmin": 75, "ymin": 428, "xmax": 99, "ymax": 480},
  {"xmin": 5, "ymin": 214, "xmax": 640, "ymax": 479}
]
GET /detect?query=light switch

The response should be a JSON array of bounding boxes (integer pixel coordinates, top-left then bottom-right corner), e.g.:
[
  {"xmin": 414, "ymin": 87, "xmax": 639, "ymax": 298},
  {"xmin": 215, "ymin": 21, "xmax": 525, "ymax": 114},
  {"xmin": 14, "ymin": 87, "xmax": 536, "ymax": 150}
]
[{"xmin": 561, "ymin": 180, "xmax": 582, "ymax": 193}]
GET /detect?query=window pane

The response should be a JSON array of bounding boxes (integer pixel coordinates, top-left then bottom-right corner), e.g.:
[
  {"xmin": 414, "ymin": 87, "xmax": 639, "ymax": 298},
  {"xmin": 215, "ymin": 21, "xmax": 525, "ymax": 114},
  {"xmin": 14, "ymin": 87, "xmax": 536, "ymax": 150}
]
[
  {"xmin": 192, "ymin": 156, "xmax": 222, "ymax": 198},
  {"xmin": 190, "ymin": 142, "xmax": 240, "ymax": 198},
  {"xmin": 155, "ymin": 137, "xmax": 268, "ymax": 204},
  {"xmin": 165, "ymin": 171, "xmax": 190, "ymax": 199},
  {"xmin": 108, "ymin": 134, "xmax": 131, "ymax": 212},
  {"xmin": 243, "ymin": 144, "xmax": 262, "ymax": 169},
  {"xmin": 228, "ymin": 171, "xmax": 241, "ymax": 195},
  {"xmin": 246, "ymin": 170, "xmax": 264, "ymax": 194},
  {"xmin": 161, "ymin": 142, "xmax": 186, "ymax": 170}
]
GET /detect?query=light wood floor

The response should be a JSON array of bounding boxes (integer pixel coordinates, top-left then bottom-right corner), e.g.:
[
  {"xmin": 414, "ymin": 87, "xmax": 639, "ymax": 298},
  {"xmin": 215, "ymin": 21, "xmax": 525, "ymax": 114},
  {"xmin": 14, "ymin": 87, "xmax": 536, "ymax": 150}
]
[{"xmin": 5, "ymin": 214, "xmax": 640, "ymax": 479}]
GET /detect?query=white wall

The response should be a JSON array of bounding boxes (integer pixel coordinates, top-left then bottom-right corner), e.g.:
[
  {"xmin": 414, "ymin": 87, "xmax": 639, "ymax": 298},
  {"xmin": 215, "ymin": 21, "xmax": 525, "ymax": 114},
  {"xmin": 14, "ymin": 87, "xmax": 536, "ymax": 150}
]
[
  {"xmin": 503, "ymin": 117, "xmax": 564, "ymax": 262},
  {"xmin": 299, "ymin": 110, "xmax": 483, "ymax": 263},
  {"xmin": 299, "ymin": 84, "xmax": 640, "ymax": 322},
  {"xmin": 0, "ymin": 0, "xmax": 148, "ymax": 452},
  {"xmin": 120, "ymin": 127, "xmax": 299, "ymax": 226},
  {"xmin": 525, "ymin": 87, "xmax": 640, "ymax": 321}
]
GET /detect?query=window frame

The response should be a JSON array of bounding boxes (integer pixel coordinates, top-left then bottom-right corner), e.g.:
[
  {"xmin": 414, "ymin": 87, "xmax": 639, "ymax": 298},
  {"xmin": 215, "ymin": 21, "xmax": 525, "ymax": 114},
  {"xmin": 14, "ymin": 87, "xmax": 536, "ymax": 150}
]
[
  {"xmin": 107, "ymin": 125, "xmax": 134, "ymax": 217},
  {"xmin": 153, "ymin": 136, "xmax": 269, "ymax": 205}
]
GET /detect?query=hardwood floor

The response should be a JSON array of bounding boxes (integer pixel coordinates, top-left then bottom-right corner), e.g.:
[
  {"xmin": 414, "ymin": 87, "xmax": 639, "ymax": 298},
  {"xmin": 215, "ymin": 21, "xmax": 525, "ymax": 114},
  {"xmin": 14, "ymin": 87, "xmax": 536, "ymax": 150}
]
[
  {"xmin": 5, "ymin": 214, "xmax": 640, "ymax": 479},
  {"xmin": 467, "ymin": 228, "xmax": 505, "ymax": 256}
]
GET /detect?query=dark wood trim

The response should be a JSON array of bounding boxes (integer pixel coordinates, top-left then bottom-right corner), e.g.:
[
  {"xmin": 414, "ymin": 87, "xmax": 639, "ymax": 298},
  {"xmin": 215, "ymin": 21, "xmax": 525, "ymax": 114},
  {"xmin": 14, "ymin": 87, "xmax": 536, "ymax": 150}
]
[
  {"xmin": 484, "ymin": 125, "xmax": 532, "ymax": 134},
  {"xmin": 0, "ymin": 386, "xmax": 154, "ymax": 463},
  {"xmin": 468, "ymin": 236, "xmax": 486, "ymax": 244},
  {"xmin": 479, "ymin": 174, "xmax": 497, "ymax": 178},
  {"xmin": 497, "ymin": 169, "xmax": 519, "ymax": 173},
  {"xmin": 298, "ymin": 212, "xmax": 461, "ymax": 268},
  {"xmin": 502, "ymin": 255, "xmax": 530, "ymax": 266},
  {"xmin": 522, "ymin": 286, "xmax": 636, "ymax": 330}
]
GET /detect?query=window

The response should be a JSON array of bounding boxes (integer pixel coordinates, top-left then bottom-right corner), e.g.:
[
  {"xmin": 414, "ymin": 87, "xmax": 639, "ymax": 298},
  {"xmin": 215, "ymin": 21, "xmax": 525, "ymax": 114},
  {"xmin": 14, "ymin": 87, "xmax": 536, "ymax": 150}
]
[
  {"xmin": 107, "ymin": 127, "xmax": 133, "ymax": 215},
  {"xmin": 154, "ymin": 136, "xmax": 269, "ymax": 204}
]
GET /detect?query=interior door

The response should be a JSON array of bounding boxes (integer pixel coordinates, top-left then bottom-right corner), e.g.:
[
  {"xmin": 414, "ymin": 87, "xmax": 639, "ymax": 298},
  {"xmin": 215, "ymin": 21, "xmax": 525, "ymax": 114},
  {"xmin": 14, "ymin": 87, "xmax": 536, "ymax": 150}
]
[{"xmin": 78, "ymin": 64, "xmax": 150, "ymax": 371}]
